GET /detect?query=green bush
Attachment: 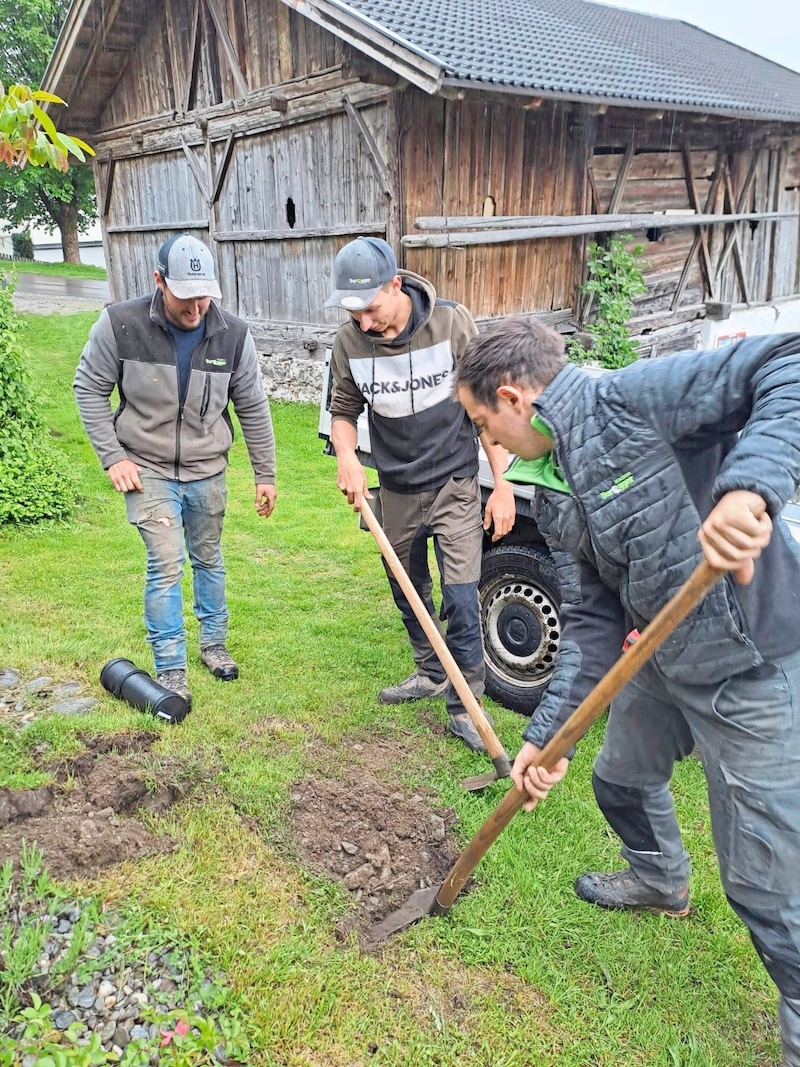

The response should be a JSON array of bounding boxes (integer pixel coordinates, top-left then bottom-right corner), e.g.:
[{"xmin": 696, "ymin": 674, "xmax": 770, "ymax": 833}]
[
  {"xmin": 11, "ymin": 231, "xmax": 34, "ymax": 260},
  {"xmin": 570, "ymin": 235, "xmax": 647, "ymax": 369},
  {"xmin": 0, "ymin": 268, "xmax": 76, "ymax": 524}
]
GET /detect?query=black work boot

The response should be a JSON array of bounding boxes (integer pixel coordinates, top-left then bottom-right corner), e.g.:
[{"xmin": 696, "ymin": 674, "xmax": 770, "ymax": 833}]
[
  {"xmin": 575, "ymin": 867, "xmax": 689, "ymax": 917},
  {"xmin": 200, "ymin": 644, "xmax": 239, "ymax": 681}
]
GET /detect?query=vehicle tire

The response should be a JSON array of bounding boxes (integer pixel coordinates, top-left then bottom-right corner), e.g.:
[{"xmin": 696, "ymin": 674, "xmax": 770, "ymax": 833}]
[{"xmin": 479, "ymin": 544, "xmax": 561, "ymax": 715}]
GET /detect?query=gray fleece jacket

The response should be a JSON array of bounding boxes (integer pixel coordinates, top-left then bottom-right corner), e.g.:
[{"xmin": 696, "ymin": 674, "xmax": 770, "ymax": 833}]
[{"xmin": 74, "ymin": 291, "xmax": 275, "ymax": 483}]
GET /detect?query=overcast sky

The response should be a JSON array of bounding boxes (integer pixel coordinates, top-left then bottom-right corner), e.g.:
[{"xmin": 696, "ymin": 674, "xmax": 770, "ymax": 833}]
[{"xmin": 596, "ymin": 0, "xmax": 800, "ymax": 73}]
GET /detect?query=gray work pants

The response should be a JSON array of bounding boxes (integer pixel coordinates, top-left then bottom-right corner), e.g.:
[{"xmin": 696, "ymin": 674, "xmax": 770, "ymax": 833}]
[
  {"xmin": 593, "ymin": 649, "xmax": 800, "ymax": 1064},
  {"xmin": 378, "ymin": 477, "xmax": 485, "ymax": 716}
]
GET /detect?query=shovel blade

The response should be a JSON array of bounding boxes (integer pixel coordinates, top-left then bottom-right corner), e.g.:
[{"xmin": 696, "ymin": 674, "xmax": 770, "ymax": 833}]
[
  {"xmin": 362, "ymin": 886, "xmax": 440, "ymax": 948},
  {"xmin": 461, "ymin": 770, "xmax": 501, "ymax": 792}
]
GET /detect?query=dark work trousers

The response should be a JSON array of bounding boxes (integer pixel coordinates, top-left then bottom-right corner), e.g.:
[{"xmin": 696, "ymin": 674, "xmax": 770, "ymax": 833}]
[
  {"xmin": 378, "ymin": 476, "xmax": 485, "ymax": 718},
  {"xmin": 592, "ymin": 649, "xmax": 800, "ymax": 1065}
]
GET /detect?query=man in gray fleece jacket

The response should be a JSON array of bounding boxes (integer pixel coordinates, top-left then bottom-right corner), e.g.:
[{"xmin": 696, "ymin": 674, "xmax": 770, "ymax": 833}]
[
  {"xmin": 74, "ymin": 235, "xmax": 276, "ymax": 709},
  {"xmin": 455, "ymin": 315, "xmax": 800, "ymax": 1067}
]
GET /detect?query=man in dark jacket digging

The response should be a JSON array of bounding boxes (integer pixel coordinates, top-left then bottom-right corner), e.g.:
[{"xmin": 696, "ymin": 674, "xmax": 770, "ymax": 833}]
[
  {"xmin": 454, "ymin": 316, "xmax": 800, "ymax": 1066},
  {"xmin": 74, "ymin": 234, "xmax": 276, "ymax": 708}
]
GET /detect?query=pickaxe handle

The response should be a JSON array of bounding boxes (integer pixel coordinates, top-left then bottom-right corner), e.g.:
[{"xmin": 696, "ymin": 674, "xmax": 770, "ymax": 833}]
[{"xmin": 359, "ymin": 498, "xmax": 511, "ymax": 777}]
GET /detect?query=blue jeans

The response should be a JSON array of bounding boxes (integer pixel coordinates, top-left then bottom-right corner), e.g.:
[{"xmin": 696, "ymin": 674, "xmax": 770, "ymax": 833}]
[{"xmin": 125, "ymin": 469, "xmax": 228, "ymax": 673}]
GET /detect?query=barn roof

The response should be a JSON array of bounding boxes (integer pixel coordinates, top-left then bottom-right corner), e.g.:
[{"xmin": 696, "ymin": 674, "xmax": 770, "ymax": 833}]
[
  {"xmin": 290, "ymin": 0, "xmax": 800, "ymax": 120},
  {"xmin": 44, "ymin": 0, "xmax": 800, "ymax": 129}
]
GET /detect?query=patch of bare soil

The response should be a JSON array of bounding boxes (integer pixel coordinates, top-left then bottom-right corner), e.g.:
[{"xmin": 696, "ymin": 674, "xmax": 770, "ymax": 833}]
[
  {"xmin": 0, "ymin": 733, "xmax": 196, "ymax": 880},
  {"xmin": 290, "ymin": 737, "xmax": 462, "ymax": 940}
]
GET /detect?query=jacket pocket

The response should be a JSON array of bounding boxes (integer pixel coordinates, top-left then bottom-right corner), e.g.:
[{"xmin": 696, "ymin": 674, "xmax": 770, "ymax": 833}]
[{"xmin": 199, "ymin": 373, "xmax": 211, "ymax": 431}]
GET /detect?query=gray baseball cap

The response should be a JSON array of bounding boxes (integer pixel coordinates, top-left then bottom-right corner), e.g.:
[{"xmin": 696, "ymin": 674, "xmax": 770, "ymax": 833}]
[
  {"xmin": 157, "ymin": 234, "xmax": 222, "ymax": 300},
  {"xmin": 324, "ymin": 236, "xmax": 398, "ymax": 310}
]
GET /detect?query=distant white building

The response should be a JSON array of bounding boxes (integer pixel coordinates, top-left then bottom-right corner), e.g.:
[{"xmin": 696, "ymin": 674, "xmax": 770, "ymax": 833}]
[{"xmin": 32, "ymin": 238, "xmax": 106, "ymax": 268}]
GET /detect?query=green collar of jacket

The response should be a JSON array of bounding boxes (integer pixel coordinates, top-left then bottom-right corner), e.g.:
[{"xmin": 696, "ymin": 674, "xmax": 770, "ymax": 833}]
[{"xmin": 502, "ymin": 413, "xmax": 571, "ymax": 493}]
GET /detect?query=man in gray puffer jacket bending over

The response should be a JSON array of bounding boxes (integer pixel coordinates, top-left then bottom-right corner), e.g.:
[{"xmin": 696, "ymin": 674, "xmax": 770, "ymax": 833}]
[
  {"xmin": 455, "ymin": 316, "xmax": 800, "ymax": 1066},
  {"xmin": 74, "ymin": 235, "xmax": 276, "ymax": 709}
]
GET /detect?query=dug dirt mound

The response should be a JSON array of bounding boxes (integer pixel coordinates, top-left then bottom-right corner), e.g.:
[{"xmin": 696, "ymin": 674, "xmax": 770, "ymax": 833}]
[
  {"xmin": 291, "ymin": 768, "xmax": 461, "ymax": 941},
  {"xmin": 0, "ymin": 732, "xmax": 196, "ymax": 880}
]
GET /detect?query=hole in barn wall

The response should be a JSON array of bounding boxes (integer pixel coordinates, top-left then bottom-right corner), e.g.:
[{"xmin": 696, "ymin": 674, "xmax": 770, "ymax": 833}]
[
  {"xmin": 286, "ymin": 198, "xmax": 296, "ymax": 229},
  {"xmin": 482, "ymin": 195, "xmax": 496, "ymax": 218},
  {"xmin": 749, "ymin": 220, "xmax": 759, "ymax": 236},
  {"xmin": 646, "ymin": 227, "xmax": 663, "ymax": 243}
]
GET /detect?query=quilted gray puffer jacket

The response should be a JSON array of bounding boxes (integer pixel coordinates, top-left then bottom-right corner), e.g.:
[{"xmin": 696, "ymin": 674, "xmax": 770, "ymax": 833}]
[{"xmin": 521, "ymin": 334, "xmax": 800, "ymax": 749}]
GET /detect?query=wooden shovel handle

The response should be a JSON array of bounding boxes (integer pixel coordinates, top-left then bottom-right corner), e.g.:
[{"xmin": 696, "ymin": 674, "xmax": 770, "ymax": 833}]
[
  {"xmin": 359, "ymin": 498, "xmax": 507, "ymax": 762},
  {"xmin": 434, "ymin": 558, "xmax": 724, "ymax": 912}
]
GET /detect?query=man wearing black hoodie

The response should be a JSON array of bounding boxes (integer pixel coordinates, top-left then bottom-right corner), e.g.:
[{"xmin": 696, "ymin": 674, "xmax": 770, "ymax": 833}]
[{"xmin": 326, "ymin": 237, "xmax": 515, "ymax": 753}]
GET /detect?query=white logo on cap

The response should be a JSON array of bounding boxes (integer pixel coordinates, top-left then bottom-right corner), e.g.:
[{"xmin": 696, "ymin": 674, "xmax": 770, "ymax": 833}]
[
  {"xmin": 341, "ymin": 295, "xmax": 368, "ymax": 310},
  {"xmin": 348, "ymin": 277, "xmax": 372, "ymax": 285}
]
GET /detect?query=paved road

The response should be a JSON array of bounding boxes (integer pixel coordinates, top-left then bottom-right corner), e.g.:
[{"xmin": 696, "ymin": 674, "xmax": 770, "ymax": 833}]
[{"xmin": 14, "ymin": 273, "xmax": 111, "ymax": 302}]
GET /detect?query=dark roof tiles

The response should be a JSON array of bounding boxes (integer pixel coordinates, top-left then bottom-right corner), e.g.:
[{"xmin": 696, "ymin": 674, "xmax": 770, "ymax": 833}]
[{"xmin": 336, "ymin": 0, "xmax": 800, "ymax": 120}]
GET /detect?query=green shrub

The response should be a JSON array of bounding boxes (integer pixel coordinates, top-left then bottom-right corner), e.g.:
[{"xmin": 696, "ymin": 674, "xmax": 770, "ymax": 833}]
[
  {"xmin": 0, "ymin": 268, "xmax": 76, "ymax": 524},
  {"xmin": 11, "ymin": 231, "xmax": 34, "ymax": 260},
  {"xmin": 569, "ymin": 235, "xmax": 647, "ymax": 369}
]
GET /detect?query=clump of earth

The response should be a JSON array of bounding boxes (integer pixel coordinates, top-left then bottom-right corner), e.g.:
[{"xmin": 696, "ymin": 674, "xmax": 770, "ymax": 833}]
[
  {"xmin": 290, "ymin": 734, "xmax": 464, "ymax": 941},
  {"xmin": 0, "ymin": 732, "xmax": 195, "ymax": 878}
]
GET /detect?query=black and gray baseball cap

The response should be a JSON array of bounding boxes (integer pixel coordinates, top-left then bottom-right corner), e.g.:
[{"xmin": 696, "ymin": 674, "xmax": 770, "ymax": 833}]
[
  {"xmin": 324, "ymin": 236, "xmax": 398, "ymax": 311},
  {"xmin": 156, "ymin": 234, "xmax": 222, "ymax": 300}
]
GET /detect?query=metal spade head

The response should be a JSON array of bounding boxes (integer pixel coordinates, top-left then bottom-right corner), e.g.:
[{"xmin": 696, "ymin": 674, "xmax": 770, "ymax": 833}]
[{"xmin": 361, "ymin": 886, "xmax": 442, "ymax": 948}]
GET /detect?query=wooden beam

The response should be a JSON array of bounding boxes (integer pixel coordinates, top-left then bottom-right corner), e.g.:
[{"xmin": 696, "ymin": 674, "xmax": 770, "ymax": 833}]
[
  {"xmin": 721, "ymin": 164, "xmax": 751, "ymax": 304},
  {"xmin": 106, "ymin": 221, "xmax": 210, "ymax": 233},
  {"xmin": 342, "ymin": 94, "xmax": 393, "ymax": 199},
  {"xmin": 210, "ymin": 130, "xmax": 235, "ymax": 204},
  {"xmin": 215, "ymin": 222, "xmax": 386, "ymax": 241},
  {"xmin": 412, "ymin": 210, "xmax": 793, "ymax": 232},
  {"xmin": 69, "ymin": 0, "xmax": 127, "ymax": 103},
  {"xmin": 184, "ymin": 0, "xmax": 202, "ymax": 115},
  {"xmin": 715, "ymin": 150, "xmax": 761, "ymax": 292},
  {"xmin": 582, "ymin": 138, "xmax": 634, "ymax": 321},
  {"xmin": 402, "ymin": 212, "xmax": 799, "ymax": 248},
  {"xmin": 180, "ymin": 135, "xmax": 210, "ymax": 199},
  {"xmin": 202, "ymin": 0, "xmax": 249, "ymax": 100},
  {"xmin": 679, "ymin": 143, "xmax": 716, "ymax": 302},
  {"xmin": 670, "ymin": 149, "xmax": 724, "ymax": 310},
  {"xmin": 97, "ymin": 153, "xmax": 117, "ymax": 218}
]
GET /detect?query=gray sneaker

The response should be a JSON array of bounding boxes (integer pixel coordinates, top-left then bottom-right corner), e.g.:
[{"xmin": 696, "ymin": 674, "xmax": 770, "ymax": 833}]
[
  {"xmin": 156, "ymin": 669, "xmax": 192, "ymax": 710},
  {"xmin": 379, "ymin": 671, "xmax": 448, "ymax": 705},
  {"xmin": 447, "ymin": 712, "xmax": 488, "ymax": 753},
  {"xmin": 575, "ymin": 867, "xmax": 689, "ymax": 917},
  {"xmin": 200, "ymin": 644, "xmax": 239, "ymax": 681}
]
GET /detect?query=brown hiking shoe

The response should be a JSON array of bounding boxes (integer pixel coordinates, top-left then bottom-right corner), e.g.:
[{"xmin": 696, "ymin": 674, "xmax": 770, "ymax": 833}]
[
  {"xmin": 200, "ymin": 644, "xmax": 239, "ymax": 681},
  {"xmin": 575, "ymin": 867, "xmax": 689, "ymax": 917},
  {"xmin": 156, "ymin": 669, "xmax": 192, "ymax": 710}
]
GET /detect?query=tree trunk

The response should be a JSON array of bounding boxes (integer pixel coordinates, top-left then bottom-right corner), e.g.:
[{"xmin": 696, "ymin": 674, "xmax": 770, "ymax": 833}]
[{"xmin": 59, "ymin": 202, "xmax": 81, "ymax": 264}]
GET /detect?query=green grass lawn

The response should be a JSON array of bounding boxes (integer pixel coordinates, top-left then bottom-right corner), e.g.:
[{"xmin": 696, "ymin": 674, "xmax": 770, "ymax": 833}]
[
  {"xmin": 5, "ymin": 259, "xmax": 107, "ymax": 279},
  {"xmin": 0, "ymin": 313, "xmax": 780, "ymax": 1067}
]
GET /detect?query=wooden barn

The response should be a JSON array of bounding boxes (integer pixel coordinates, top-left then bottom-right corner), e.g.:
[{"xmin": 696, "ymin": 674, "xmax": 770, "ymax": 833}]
[{"xmin": 44, "ymin": 0, "xmax": 800, "ymax": 398}]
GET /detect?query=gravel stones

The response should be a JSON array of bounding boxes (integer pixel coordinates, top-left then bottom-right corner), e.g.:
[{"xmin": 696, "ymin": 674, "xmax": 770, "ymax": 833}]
[
  {"xmin": 5, "ymin": 886, "xmax": 236, "ymax": 1061},
  {"xmin": 1, "ymin": 667, "xmax": 98, "ymax": 726}
]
